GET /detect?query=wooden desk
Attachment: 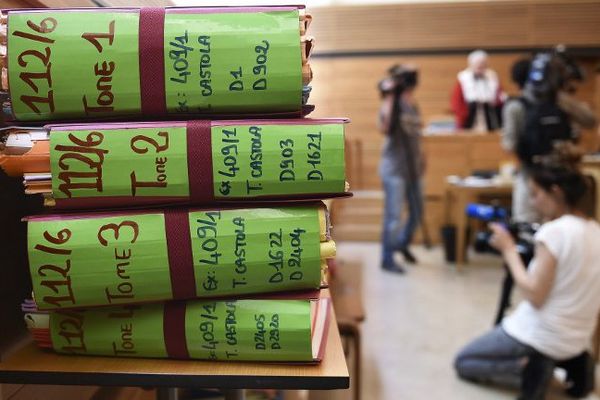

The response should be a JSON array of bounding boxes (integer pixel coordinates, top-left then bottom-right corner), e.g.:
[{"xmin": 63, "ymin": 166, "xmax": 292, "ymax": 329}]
[
  {"xmin": 0, "ymin": 304, "xmax": 348, "ymax": 400},
  {"xmin": 337, "ymin": 133, "xmax": 514, "ymax": 244},
  {"xmin": 582, "ymin": 157, "xmax": 600, "ymax": 219},
  {"xmin": 445, "ymin": 183, "xmax": 513, "ymax": 265}
]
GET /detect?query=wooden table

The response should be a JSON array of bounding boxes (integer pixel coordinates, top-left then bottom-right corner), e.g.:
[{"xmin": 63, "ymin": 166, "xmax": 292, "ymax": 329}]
[
  {"xmin": 0, "ymin": 306, "xmax": 348, "ymax": 400},
  {"xmin": 445, "ymin": 182, "xmax": 513, "ymax": 265},
  {"xmin": 582, "ymin": 156, "xmax": 600, "ymax": 219}
]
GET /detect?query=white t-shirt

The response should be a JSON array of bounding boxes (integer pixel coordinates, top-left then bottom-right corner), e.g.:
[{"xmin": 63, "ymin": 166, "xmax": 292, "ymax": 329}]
[{"xmin": 503, "ymin": 215, "xmax": 600, "ymax": 360}]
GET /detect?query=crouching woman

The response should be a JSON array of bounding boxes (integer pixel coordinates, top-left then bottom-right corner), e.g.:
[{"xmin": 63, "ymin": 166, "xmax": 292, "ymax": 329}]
[{"xmin": 454, "ymin": 154, "xmax": 600, "ymax": 399}]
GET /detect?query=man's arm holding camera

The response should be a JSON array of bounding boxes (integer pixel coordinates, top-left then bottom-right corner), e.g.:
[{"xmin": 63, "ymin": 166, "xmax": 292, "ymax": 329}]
[
  {"xmin": 490, "ymin": 223, "xmax": 557, "ymax": 309},
  {"xmin": 378, "ymin": 94, "xmax": 394, "ymax": 135},
  {"xmin": 558, "ymin": 91, "xmax": 598, "ymax": 130}
]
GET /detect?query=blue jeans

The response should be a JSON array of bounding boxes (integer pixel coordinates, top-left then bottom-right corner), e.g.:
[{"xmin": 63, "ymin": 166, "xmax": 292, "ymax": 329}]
[{"xmin": 381, "ymin": 174, "xmax": 423, "ymax": 264}]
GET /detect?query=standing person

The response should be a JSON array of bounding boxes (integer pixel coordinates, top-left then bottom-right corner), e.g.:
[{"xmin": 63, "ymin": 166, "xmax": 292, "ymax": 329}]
[
  {"xmin": 451, "ymin": 50, "xmax": 505, "ymax": 132},
  {"xmin": 554, "ymin": 45, "xmax": 598, "ymax": 136},
  {"xmin": 502, "ymin": 51, "xmax": 597, "ymax": 223},
  {"xmin": 454, "ymin": 148, "xmax": 600, "ymax": 399},
  {"xmin": 378, "ymin": 64, "xmax": 426, "ymax": 274},
  {"xmin": 502, "ymin": 57, "xmax": 541, "ymax": 223}
]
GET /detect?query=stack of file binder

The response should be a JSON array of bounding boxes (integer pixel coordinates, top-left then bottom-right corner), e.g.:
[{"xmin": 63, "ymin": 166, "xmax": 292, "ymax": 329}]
[{"xmin": 0, "ymin": 5, "xmax": 350, "ymax": 363}]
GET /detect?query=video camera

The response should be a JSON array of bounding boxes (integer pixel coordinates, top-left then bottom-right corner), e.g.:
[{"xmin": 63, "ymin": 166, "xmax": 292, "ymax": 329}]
[
  {"xmin": 555, "ymin": 45, "xmax": 585, "ymax": 84},
  {"xmin": 466, "ymin": 203, "xmax": 538, "ymax": 258},
  {"xmin": 527, "ymin": 46, "xmax": 584, "ymax": 100},
  {"xmin": 378, "ymin": 64, "xmax": 419, "ymax": 97}
]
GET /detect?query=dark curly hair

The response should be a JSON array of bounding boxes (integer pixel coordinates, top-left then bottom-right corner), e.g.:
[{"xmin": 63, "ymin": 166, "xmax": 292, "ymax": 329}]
[
  {"xmin": 530, "ymin": 143, "xmax": 588, "ymax": 208},
  {"xmin": 511, "ymin": 58, "xmax": 531, "ymax": 89},
  {"xmin": 531, "ymin": 166, "xmax": 588, "ymax": 208}
]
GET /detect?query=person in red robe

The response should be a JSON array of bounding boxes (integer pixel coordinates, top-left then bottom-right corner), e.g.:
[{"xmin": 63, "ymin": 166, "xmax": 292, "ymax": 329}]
[{"xmin": 450, "ymin": 50, "xmax": 506, "ymax": 132}]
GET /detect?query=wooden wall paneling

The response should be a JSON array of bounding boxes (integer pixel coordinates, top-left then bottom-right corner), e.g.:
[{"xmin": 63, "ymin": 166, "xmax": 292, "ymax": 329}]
[
  {"xmin": 3, "ymin": 385, "xmax": 156, "ymax": 400},
  {"xmin": 467, "ymin": 138, "xmax": 511, "ymax": 172},
  {"xmin": 595, "ymin": 69, "xmax": 600, "ymax": 119},
  {"xmin": 531, "ymin": 2, "xmax": 600, "ymax": 46},
  {"xmin": 310, "ymin": 52, "xmax": 598, "ymax": 194},
  {"xmin": 398, "ymin": 3, "xmax": 486, "ymax": 49},
  {"xmin": 310, "ymin": 53, "xmax": 528, "ymax": 140},
  {"xmin": 2, "ymin": 0, "xmax": 174, "ymax": 9},
  {"xmin": 308, "ymin": 1, "xmax": 600, "ymax": 244},
  {"xmin": 1, "ymin": 1, "xmax": 41, "ymax": 7},
  {"xmin": 99, "ymin": 0, "xmax": 174, "ymax": 5},
  {"xmin": 308, "ymin": 1, "xmax": 600, "ymax": 53},
  {"xmin": 354, "ymin": 139, "xmax": 381, "ymax": 190},
  {"xmin": 480, "ymin": 2, "xmax": 532, "ymax": 46},
  {"xmin": 0, "ymin": 384, "xmax": 22, "ymax": 400},
  {"xmin": 3, "ymin": 0, "xmax": 96, "ymax": 7},
  {"xmin": 6, "ymin": 385, "xmax": 99, "ymax": 400}
]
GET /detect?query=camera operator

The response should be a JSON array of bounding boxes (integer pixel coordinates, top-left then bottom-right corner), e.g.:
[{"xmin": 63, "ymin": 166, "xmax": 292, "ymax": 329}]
[
  {"xmin": 454, "ymin": 146, "xmax": 600, "ymax": 399},
  {"xmin": 555, "ymin": 45, "xmax": 598, "ymax": 134},
  {"xmin": 378, "ymin": 64, "xmax": 426, "ymax": 273},
  {"xmin": 502, "ymin": 49, "xmax": 597, "ymax": 224}
]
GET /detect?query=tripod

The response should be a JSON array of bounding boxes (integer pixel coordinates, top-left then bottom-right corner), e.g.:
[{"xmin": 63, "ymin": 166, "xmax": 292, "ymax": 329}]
[{"xmin": 493, "ymin": 250, "xmax": 533, "ymax": 326}]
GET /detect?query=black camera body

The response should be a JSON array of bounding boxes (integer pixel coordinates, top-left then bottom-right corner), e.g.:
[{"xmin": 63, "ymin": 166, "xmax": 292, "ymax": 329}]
[
  {"xmin": 378, "ymin": 65, "xmax": 418, "ymax": 97},
  {"xmin": 467, "ymin": 203, "xmax": 537, "ymax": 260},
  {"xmin": 527, "ymin": 47, "xmax": 584, "ymax": 100},
  {"xmin": 473, "ymin": 223, "xmax": 537, "ymax": 262}
]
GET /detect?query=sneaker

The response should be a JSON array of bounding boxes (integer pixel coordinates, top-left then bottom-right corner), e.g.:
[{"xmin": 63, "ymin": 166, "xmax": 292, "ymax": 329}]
[
  {"xmin": 557, "ymin": 351, "xmax": 595, "ymax": 398},
  {"xmin": 382, "ymin": 261, "xmax": 406, "ymax": 274}
]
